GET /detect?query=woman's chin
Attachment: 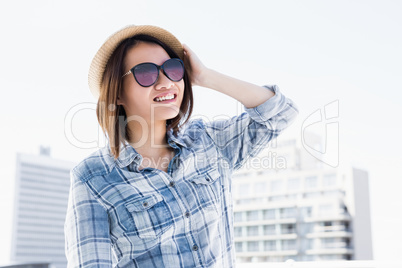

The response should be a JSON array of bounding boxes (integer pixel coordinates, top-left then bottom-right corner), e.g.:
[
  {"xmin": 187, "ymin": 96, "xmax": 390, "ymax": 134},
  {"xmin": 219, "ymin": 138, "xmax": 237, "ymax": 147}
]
[
  {"xmin": 164, "ymin": 114, "xmax": 180, "ymax": 122},
  {"xmin": 154, "ymin": 107, "xmax": 181, "ymax": 121}
]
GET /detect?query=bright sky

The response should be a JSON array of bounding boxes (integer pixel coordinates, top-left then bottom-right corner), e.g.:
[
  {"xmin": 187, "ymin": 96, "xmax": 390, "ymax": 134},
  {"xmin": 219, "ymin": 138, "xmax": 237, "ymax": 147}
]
[{"xmin": 1, "ymin": 0, "xmax": 401, "ymax": 263}]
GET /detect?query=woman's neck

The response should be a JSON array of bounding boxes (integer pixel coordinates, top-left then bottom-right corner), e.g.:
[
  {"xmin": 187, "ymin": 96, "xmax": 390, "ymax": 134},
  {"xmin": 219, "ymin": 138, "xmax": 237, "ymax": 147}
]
[
  {"xmin": 126, "ymin": 119, "xmax": 175, "ymax": 171},
  {"xmin": 126, "ymin": 119, "xmax": 171, "ymax": 156}
]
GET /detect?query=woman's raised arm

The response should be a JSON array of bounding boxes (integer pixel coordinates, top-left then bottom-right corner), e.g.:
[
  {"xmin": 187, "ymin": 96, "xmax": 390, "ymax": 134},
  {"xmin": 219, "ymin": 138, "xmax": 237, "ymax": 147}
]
[{"xmin": 183, "ymin": 44, "xmax": 275, "ymax": 108}]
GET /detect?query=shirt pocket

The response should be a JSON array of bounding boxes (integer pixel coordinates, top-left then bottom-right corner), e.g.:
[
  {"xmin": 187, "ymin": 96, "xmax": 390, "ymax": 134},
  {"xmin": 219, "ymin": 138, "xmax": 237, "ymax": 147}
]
[
  {"xmin": 124, "ymin": 194, "xmax": 173, "ymax": 239},
  {"xmin": 190, "ymin": 168, "xmax": 223, "ymax": 209}
]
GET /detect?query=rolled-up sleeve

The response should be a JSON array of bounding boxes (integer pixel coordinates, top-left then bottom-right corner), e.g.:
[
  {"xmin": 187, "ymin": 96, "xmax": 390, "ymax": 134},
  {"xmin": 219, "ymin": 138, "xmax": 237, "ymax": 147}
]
[
  {"xmin": 64, "ymin": 170, "xmax": 113, "ymax": 267},
  {"xmin": 204, "ymin": 85, "xmax": 299, "ymax": 170}
]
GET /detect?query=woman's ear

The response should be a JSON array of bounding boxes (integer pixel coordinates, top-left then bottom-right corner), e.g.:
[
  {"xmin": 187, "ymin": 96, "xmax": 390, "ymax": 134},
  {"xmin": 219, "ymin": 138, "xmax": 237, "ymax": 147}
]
[{"xmin": 117, "ymin": 95, "xmax": 124, "ymax": 106}]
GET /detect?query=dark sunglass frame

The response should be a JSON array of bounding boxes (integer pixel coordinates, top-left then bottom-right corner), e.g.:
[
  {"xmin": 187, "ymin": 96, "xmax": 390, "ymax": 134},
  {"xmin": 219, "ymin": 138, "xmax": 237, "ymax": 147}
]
[{"xmin": 122, "ymin": 58, "xmax": 185, "ymax": 87}]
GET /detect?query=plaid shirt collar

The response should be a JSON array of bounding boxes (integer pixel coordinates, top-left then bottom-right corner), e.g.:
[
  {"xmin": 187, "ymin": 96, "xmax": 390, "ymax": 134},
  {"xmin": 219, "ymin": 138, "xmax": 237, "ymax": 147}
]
[{"xmin": 114, "ymin": 128, "xmax": 187, "ymax": 169}]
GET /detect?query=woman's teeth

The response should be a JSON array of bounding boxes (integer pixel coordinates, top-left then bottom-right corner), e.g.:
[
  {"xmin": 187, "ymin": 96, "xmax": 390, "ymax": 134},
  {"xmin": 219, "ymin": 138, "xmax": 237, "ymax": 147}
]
[{"xmin": 155, "ymin": 94, "xmax": 175, "ymax": 102}]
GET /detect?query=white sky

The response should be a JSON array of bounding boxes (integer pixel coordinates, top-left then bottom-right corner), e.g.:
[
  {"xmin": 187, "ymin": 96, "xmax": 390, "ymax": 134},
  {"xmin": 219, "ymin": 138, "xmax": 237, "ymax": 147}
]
[{"xmin": 1, "ymin": 0, "xmax": 401, "ymax": 263}]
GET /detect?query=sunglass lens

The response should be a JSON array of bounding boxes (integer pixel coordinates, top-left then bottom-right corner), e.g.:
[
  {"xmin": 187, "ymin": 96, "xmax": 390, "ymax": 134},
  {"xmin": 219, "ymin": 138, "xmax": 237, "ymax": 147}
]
[
  {"xmin": 164, "ymin": 59, "xmax": 184, "ymax": 81},
  {"xmin": 134, "ymin": 64, "xmax": 158, "ymax": 87}
]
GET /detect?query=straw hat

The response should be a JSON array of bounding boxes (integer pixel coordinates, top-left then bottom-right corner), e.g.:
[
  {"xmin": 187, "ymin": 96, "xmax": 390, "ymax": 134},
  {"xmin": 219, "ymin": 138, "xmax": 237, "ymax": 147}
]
[{"xmin": 88, "ymin": 25, "xmax": 184, "ymax": 99}]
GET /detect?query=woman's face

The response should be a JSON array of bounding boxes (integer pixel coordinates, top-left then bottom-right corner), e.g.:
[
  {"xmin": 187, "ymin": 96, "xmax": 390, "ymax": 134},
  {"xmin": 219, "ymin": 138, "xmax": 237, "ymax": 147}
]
[{"xmin": 117, "ymin": 42, "xmax": 185, "ymax": 125}]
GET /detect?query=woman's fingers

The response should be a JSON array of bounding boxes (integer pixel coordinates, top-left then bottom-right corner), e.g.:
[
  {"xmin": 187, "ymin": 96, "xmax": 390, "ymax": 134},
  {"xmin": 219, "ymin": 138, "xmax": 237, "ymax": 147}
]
[{"xmin": 182, "ymin": 43, "xmax": 207, "ymax": 86}]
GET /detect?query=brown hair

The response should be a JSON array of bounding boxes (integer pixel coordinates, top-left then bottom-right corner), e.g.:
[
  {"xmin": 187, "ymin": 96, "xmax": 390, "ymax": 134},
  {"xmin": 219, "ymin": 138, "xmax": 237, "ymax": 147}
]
[{"xmin": 96, "ymin": 35, "xmax": 193, "ymax": 159}]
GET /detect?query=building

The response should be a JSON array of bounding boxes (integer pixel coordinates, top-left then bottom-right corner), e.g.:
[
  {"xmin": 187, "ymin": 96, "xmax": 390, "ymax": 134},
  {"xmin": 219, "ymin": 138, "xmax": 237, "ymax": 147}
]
[
  {"xmin": 0, "ymin": 262, "xmax": 51, "ymax": 268},
  {"xmin": 232, "ymin": 133, "xmax": 373, "ymax": 263},
  {"xmin": 10, "ymin": 146, "xmax": 75, "ymax": 268}
]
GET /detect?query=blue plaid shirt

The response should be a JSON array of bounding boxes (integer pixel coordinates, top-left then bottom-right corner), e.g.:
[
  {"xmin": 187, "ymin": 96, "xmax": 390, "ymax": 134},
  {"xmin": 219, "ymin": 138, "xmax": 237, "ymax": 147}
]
[{"xmin": 64, "ymin": 85, "xmax": 299, "ymax": 267}]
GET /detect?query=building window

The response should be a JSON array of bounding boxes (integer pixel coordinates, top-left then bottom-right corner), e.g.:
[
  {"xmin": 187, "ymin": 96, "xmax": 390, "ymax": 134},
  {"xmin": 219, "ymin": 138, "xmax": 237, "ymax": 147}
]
[
  {"xmin": 299, "ymin": 223, "xmax": 314, "ymax": 234},
  {"xmin": 247, "ymin": 226, "xmax": 259, "ymax": 236},
  {"xmin": 302, "ymin": 255, "xmax": 314, "ymax": 261},
  {"xmin": 235, "ymin": 242, "xmax": 243, "ymax": 252},
  {"xmin": 247, "ymin": 210, "xmax": 259, "ymax": 221},
  {"xmin": 247, "ymin": 241, "xmax": 260, "ymax": 252},
  {"xmin": 323, "ymin": 173, "xmax": 337, "ymax": 187},
  {"xmin": 344, "ymin": 221, "xmax": 350, "ymax": 231},
  {"xmin": 234, "ymin": 227, "xmax": 242, "ymax": 237},
  {"xmin": 300, "ymin": 207, "xmax": 312, "ymax": 218},
  {"xmin": 323, "ymin": 221, "xmax": 333, "ymax": 232},
  {"xmin": 301, "ymin": 238, "xmax": 313, "ymax": 250},
  {"xmin": 264, "ymin": 240, "xmax": 276, "ymax": 251},
  {"xmin": 234, "ymin": 212, "xmax": 243, "ymax": 222},
  {"xmin": 321, "ymin": 238, "xmax": 336, "ymax": 248},
  {"xmin": 263, "ymin": 209, "xmax": 276, "ymax": 220},
  {"xmin": 281, "ymin": 239, "xmax": 297, "ymax": 250},
  {"xmin": 263, "ymin": 225, "xmax": 276, "ymax": 236},
  {"xmin": 287, "ymin": 178, "xmax": 300, "ymax": 191},
  {"xmin": 281, "ymin": 224, "xmax": 296, "ymax": 234},
  {"xmin": 304, "ymin": 176, "xmax": 318, "ymax": 189}
]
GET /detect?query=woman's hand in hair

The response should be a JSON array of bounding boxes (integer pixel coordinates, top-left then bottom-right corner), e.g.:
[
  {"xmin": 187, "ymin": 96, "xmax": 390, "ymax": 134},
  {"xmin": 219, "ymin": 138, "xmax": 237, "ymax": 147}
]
[{"xmin": 182, "ymin": 43, "xmax": 209, "ymax": 87}]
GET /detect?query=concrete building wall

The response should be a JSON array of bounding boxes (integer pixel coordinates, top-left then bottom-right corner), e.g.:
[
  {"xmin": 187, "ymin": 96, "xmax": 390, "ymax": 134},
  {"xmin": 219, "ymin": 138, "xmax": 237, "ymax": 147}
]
[
  {"xmin": 232, "ymin": 134, "xmax": 373, "ymax": 263},
  {"xmin": 10, "ymin": 148, "xmax": 75, "ymax": 268},
  {"xmin": 351, "ymin": 168, "xmax": 373, "ymax": 260}
]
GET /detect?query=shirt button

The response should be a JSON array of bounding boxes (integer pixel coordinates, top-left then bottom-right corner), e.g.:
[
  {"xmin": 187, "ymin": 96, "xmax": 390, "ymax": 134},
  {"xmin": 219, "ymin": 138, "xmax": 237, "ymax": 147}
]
[
  {"xmin": 185, "ymin": 212, "xmax": 190, "ymax": 218},
  {"xmin": 169, "ymin": 181, "xmax": 175, "ymax": 187},
  {"xmin": 206, "ymin": 178, "xmax": 211, "ymax": 182},
  {"xmin": 192, "ymin": 244, "xmax": 198, "ymax": 251},
  {"xmin": 143, "ymin": 202, "xmax": 148, "ymax": 207}
]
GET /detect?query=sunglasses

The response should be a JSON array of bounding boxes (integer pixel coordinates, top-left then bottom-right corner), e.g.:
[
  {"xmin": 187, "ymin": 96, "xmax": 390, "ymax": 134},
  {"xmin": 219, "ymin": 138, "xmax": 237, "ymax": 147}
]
[{"xmin": 122, "ymin": 58, "xmax": 185, "ymax": 87}]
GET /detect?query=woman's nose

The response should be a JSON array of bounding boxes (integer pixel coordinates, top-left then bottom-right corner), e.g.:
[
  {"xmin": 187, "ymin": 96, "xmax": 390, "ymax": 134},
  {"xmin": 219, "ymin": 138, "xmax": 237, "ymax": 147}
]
[{"xmin": 154, "ymin": 70, "xmax": 174, "ymax": 90}]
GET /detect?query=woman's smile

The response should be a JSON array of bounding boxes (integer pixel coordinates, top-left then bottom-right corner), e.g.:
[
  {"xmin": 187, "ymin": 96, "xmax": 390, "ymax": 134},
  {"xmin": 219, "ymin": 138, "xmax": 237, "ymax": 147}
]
[{"xmin": 153, "ymin": 92, "xmax": 178, "ymax": 103}]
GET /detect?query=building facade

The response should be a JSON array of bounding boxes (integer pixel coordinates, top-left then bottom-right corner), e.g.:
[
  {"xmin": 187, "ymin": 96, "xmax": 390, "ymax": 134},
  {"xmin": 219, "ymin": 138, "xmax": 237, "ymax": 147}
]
[
  {"xmin": 232, "ymin": 134, "xmax": 373, "ymax": 263},
  {"xmin": 10, "ymin": 147, "xmax": 75, "ymax": 268}
]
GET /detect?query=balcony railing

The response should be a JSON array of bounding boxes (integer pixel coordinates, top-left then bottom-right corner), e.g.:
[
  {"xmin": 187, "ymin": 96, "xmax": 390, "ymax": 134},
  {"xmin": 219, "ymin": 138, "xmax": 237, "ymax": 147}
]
[{"xmin": 313, "ymin": 225, "xmax": 349, "ymax": 232}]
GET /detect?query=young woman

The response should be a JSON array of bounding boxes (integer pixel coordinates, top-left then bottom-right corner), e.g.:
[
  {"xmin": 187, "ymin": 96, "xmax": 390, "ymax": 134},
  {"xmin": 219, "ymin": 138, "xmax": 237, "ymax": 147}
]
[{"xmin": 64, "ymin": 25, "xmax": 299, "ymax": 267}]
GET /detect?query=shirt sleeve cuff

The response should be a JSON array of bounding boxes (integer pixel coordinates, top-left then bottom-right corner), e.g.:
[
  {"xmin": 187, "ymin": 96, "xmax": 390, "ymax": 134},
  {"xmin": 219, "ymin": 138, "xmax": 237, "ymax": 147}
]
[{"xmin": 243, "ymin": 84, "xmax": 292, "ymax": 124}]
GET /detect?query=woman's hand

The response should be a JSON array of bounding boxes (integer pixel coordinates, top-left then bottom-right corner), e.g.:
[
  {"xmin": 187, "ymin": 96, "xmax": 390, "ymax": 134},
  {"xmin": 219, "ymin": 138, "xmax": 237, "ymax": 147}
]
[{"xmin": 182, "ymin": 44, "xmax": 209, "ymax": 87}]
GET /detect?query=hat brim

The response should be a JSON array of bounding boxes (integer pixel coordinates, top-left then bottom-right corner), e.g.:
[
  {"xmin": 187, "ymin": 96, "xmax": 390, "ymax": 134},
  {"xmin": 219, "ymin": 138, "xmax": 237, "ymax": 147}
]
[{"xmin": 88, "ymin": 25, "xmax": 184, "ymax": 99}]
